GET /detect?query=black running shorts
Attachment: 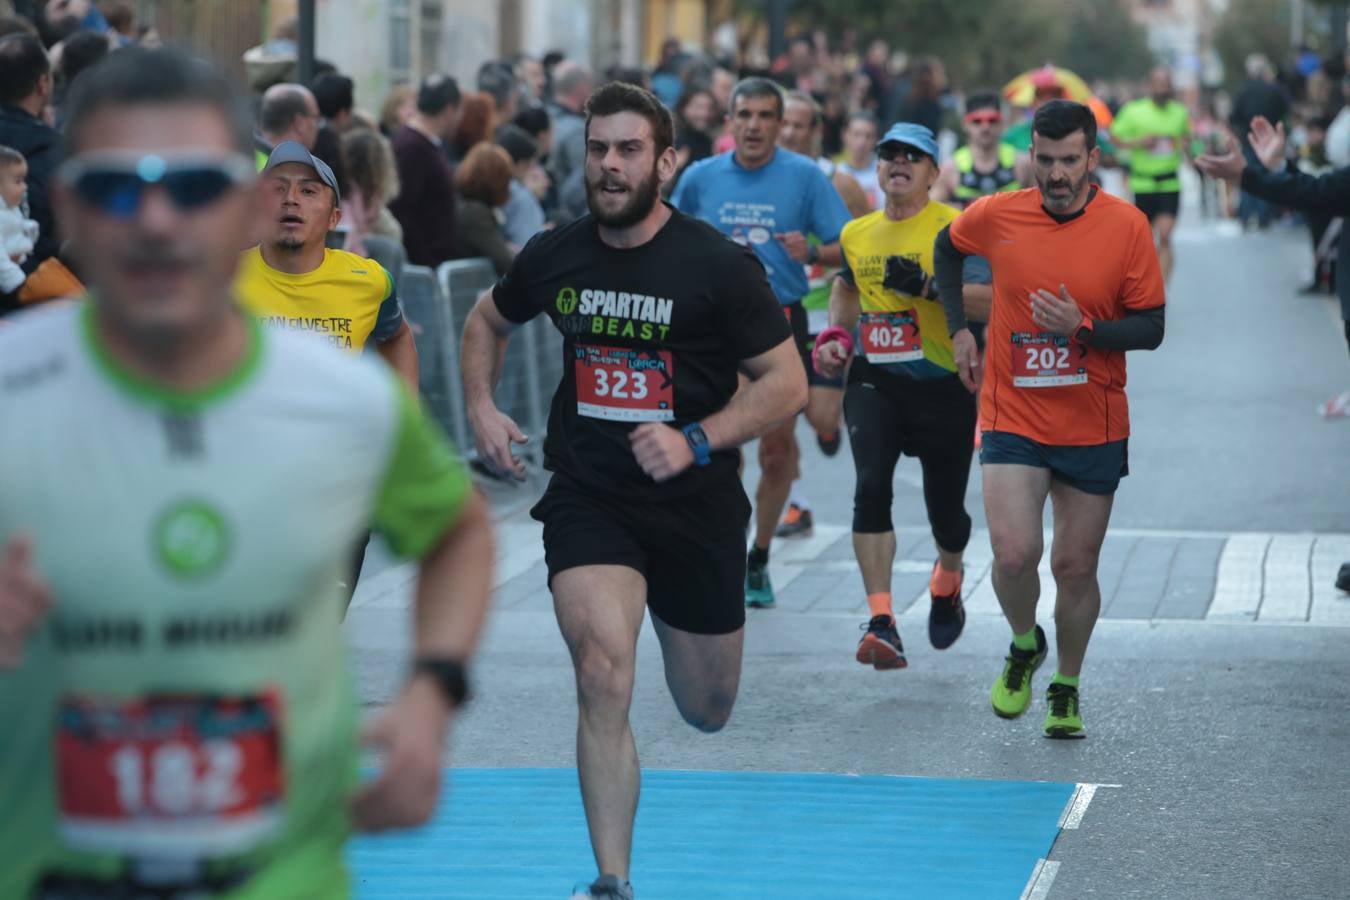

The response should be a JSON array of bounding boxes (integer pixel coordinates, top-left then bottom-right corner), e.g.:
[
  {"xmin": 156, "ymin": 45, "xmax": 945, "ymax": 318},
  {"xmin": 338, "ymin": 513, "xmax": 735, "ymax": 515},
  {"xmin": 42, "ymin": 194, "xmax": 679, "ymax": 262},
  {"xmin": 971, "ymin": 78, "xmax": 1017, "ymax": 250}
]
[
  {"xmin": 531, "ymin": 472, "xmax": 752, "ymax": 635},
  {"xmin": 1133, "ymin": 191, "xmax": 1180, "ymax": 222}
]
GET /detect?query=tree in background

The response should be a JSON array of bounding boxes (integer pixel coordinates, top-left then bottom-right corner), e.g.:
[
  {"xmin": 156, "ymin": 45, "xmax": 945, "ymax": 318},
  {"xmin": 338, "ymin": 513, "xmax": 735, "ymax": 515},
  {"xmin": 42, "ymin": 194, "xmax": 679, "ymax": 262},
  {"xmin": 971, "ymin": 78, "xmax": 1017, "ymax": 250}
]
[
  {"xmin": 1213, "ymin": 0, "xmax": 1295, "ymax": 91},
  {"xmin": 737, "ymin": 0, "xmax": 1152, "ymax": 89},
  {"xmin": 1057, "ymin": 0, "xmax": 1154, "ymax": 83}
]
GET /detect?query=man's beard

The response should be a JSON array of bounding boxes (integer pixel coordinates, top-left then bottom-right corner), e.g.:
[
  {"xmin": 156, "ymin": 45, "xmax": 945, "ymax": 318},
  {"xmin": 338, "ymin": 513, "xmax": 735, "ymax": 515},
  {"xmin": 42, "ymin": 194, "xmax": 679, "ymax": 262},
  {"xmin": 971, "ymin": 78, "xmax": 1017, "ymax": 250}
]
[
  {"xmin": 1036, "ymin": 168, "xmax": 1089, "ymax": 212},
  {"xmin": 271, "ymin": 235, "xmax": 304, "ymax": 253},
  {"xmin": 586, "ymin": 163, "xmax": 661, "ymax": 229}
]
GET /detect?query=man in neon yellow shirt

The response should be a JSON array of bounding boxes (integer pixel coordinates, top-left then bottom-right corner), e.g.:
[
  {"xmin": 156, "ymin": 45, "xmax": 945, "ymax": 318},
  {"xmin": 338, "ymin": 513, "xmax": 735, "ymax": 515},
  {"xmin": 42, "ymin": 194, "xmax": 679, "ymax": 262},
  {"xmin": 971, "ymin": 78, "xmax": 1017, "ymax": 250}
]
[
  {"xmin": 1111, "ymin": 68, "xmax": 1191, "ymax": 282},
  {"xmin": 234, "ymin": 141, "xmax": 419, "ymax": 389},
  {"xmin": 0, "ymin": 46, "xmax": 493, "ymax": 899}
]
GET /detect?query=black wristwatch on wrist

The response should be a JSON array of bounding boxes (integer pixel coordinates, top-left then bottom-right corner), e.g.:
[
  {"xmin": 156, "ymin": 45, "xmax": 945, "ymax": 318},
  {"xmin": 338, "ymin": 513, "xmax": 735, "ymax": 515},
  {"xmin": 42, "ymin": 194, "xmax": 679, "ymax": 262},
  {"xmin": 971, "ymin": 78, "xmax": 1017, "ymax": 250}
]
[{"xmin": 412, "ymin": 657, "xmax": 471, "ymax": 709}]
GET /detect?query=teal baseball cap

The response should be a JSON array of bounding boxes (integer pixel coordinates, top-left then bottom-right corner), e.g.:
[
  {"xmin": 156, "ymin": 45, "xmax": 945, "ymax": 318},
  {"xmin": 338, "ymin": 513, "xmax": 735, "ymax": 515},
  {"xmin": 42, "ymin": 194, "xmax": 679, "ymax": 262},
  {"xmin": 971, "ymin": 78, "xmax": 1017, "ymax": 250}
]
[{"xmin": 877, "ymin": 122, "xmax": 939, "ymax": 160}]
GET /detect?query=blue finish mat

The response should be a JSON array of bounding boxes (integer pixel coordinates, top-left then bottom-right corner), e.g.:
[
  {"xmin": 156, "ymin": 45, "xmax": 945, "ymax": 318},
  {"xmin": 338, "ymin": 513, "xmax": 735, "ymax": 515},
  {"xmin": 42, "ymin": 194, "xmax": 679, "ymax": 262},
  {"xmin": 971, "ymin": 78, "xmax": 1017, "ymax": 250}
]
[{"xmin": 350, "ymin": 768, "xmax": 1073, "ymax": 899}]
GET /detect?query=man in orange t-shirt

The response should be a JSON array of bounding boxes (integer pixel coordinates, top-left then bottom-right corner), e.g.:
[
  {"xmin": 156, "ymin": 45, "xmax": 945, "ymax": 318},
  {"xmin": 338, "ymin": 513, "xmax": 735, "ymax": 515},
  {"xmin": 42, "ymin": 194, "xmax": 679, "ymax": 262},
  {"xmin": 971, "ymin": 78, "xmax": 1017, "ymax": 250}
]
[{"xmin": 933, "ymin": 100, "xmax": 1165, "ymax": 740}]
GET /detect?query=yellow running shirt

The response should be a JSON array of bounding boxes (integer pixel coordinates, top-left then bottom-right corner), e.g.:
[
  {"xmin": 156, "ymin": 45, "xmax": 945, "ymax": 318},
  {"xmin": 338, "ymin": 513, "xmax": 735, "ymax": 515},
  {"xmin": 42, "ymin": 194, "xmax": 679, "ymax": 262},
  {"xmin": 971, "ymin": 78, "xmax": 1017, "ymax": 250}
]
[
  {"xmin": 839, "ymin": 200, "xmax": 959, "ymax": 379},
  {"xmin": 233, "ymin": 246, "xmax": 403, "ymax": 353}
]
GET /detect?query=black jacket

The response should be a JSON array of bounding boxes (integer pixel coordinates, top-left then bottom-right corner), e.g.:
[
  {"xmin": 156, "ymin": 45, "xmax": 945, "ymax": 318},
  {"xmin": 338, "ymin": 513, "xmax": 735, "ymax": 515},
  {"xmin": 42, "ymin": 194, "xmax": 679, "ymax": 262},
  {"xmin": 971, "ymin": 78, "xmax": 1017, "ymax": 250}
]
[
  {"xmin": 1241, "ymin": 163, "xmax": 1350, "ymax": 321},
  {"xmin": 0, "ymin": 103, "xmax": 61, "ymax": 269}
]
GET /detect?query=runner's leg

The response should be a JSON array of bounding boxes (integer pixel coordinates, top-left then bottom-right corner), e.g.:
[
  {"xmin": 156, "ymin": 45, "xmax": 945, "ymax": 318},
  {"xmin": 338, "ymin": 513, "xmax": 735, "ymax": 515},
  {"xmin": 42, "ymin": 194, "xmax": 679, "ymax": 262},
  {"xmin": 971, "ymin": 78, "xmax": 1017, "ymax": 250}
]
[
  {"xmin": 984, "ymin": 464, "xmax": 1053, "ymax": 634},
  {"xmin": 753, "ymin": 419, "xmax": 798, "ymax": 552},
  {"xmin": 649, "ymin": 616, "xmax": 743, "ymax": 732},
  {"xmin": 553, "ymin": 565, "xmax": 648, "ymax": 879},
  {"xmin": 1046, "ymin": 481, "xmax": 1114, "ymax": 677},
  {"xmin": 1154, "ymin": 212, "xmax": 1177, "ymax": 283},
  {"xmin": 846, "ymin": 379, "xmax": 905, "ymax": 599}
]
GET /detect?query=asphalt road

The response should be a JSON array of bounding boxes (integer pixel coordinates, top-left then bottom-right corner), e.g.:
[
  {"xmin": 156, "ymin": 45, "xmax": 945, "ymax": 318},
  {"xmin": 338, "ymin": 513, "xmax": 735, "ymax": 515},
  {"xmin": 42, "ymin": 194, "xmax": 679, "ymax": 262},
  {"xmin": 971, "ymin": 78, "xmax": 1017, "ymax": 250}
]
[{"xmin": 350, "ymin": 207, "xmax": 1350, "ymax": 898}]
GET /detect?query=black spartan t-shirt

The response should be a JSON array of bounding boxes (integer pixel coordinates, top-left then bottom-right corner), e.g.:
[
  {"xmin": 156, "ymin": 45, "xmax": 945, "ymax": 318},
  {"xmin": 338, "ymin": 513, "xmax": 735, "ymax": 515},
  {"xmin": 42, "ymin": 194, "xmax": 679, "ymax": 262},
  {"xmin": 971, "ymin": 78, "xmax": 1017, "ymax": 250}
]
[{"xmin": 492, "ymin": 206, "xmax": 792, "ymax": 500}]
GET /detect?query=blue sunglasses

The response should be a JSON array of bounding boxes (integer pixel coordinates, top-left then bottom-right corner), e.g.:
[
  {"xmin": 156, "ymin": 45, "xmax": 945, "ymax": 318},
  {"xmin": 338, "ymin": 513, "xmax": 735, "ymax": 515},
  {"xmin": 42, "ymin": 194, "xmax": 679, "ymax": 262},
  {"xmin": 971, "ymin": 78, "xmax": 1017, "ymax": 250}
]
[{"xmin": 57, "ymin": 153, "xmax": 256, "ymax": 218}]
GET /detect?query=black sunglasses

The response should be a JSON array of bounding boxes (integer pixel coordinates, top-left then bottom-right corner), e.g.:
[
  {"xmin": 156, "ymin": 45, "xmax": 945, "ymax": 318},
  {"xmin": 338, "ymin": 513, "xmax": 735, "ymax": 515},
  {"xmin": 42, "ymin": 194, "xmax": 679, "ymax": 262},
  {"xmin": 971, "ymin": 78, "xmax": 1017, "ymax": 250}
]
[
  {"xmin": 58, "ymin": 153, "xmax": 256, "ymax": 218},
  {"xmin": 878, "ymin": 145, "xmax": 930, "ymax": 164}
]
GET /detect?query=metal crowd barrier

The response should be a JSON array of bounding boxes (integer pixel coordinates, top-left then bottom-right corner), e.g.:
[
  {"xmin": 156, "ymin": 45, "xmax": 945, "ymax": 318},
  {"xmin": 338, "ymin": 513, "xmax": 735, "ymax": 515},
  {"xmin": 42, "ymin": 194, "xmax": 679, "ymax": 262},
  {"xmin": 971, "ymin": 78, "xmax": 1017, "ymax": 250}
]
[{"xmin": 394, "ymin": 256, "xmax": 561, "ymax": 469}]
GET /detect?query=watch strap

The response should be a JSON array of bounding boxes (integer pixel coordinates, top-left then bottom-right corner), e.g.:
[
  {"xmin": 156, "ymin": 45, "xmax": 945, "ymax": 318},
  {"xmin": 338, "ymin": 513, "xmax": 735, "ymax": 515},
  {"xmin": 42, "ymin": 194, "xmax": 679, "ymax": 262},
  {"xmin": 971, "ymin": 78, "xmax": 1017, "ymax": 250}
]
[{"xmin": 413, "ymin": 657, "xmax": 470, "ymax": 708}]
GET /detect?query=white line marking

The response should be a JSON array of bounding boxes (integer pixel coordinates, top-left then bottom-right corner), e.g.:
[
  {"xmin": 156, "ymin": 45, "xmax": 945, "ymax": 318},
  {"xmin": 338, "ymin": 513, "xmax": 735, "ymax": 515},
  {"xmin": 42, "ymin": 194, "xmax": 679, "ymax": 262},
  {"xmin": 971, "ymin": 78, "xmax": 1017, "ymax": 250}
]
[
  {"xmin": 1208, "ymin": 534, "xmax": 1270, "ymax": 620},
  {"xmin": 1059, "ymin": 783, "xmax": 1098, "ymax": 829},
  {"xmin": 1020, "ymin": 859, "xmax": 1061, "ymax": 900},
  {"xmin": 764, "ymin": 523, "xmax": 849, "ymax": 594},
  {"xmin": 1257, "ymin": 534, "xmax": 1314, "ymax": 622},
  {"xmin": 1311, "ymin": 535, "xmax": 1350, "ymax": 625}
]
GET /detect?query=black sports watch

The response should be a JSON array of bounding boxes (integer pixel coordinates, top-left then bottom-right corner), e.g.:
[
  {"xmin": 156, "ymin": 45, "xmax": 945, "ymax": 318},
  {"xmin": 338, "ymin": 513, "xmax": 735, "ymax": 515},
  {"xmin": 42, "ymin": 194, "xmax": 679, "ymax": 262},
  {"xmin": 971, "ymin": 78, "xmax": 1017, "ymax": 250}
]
[{"xmin": 412, "ymin": 657, "xmax": 471, "ymax": 709}]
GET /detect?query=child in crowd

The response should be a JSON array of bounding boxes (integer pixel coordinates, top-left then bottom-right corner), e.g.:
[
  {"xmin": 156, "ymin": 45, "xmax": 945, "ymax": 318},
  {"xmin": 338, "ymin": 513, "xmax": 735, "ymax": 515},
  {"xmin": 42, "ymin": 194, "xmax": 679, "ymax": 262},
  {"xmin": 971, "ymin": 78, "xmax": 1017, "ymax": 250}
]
[{"xmin": 0, "ymin": 146, "xmax": 39, "ymax": 295}]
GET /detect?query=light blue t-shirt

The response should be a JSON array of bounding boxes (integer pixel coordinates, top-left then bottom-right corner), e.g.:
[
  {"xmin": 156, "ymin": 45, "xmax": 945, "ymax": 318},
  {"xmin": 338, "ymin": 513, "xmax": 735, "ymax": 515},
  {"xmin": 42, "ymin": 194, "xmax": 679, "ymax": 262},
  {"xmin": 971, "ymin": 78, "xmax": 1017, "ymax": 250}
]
[{"xmin": 671, "ymin": 148, "xmax": 851, "ymax": 305}]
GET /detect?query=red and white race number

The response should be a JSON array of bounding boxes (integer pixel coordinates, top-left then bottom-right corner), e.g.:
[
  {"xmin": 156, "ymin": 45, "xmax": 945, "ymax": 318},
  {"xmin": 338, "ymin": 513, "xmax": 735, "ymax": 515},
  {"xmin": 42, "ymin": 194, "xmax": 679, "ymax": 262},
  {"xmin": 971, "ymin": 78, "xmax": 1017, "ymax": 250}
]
[
  {"xmin": 859, "ymin": 311, "xmax": 923, "ymax": 364},
  {"xmin": 56, "ymin": 692, "xmax": 285, "ymax": 859},
  {"xmin": 574, "ymin": 344, "xmax": 675, "ymax": 422},
  {"xmin": 1011, "ymin": 332, "xmax": 1088, "ymax": 387}
]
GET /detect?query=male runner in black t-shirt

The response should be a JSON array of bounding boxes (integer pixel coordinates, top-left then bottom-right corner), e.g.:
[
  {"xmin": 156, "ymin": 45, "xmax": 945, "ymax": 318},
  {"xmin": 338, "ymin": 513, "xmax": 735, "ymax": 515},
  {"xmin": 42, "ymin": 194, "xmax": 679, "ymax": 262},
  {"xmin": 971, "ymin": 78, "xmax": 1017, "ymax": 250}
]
[{"xmin": 459, "ymin": 83, "xmax": 806, "ymax": 900}]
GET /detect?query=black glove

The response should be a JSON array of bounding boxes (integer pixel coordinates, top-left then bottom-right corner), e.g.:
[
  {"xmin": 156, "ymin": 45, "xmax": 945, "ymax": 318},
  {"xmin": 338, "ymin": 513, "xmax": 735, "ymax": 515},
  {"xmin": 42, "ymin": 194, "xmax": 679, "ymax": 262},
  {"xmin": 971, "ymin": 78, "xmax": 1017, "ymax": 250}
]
[{"xmin": 883, "ymin": 255, "xmax": 931, "ymax": 297}]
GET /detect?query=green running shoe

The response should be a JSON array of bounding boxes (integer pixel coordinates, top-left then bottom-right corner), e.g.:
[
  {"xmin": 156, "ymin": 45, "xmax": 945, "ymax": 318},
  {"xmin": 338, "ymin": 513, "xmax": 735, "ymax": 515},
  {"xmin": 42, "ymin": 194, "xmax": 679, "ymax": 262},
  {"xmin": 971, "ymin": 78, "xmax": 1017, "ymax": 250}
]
[
  {"xmin": 745, "ymin": 556, "xmax": 775, "ymax": 608},
  {"xmin": 990, "ymin": 624, "xmax": 1047, "ymax": 719},
  {"xmin": 1043, "ymin": 682, "xmax": 1086, "ymax": 739}
]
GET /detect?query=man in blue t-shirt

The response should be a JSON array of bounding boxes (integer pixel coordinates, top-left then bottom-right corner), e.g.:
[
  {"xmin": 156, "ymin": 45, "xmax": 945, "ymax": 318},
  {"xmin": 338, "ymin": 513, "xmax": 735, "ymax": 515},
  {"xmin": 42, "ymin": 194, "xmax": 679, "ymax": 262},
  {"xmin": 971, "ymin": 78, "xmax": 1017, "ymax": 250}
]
[{"xmin": 672, "ymin": 77, "xmax": 851, "ymax": 608}]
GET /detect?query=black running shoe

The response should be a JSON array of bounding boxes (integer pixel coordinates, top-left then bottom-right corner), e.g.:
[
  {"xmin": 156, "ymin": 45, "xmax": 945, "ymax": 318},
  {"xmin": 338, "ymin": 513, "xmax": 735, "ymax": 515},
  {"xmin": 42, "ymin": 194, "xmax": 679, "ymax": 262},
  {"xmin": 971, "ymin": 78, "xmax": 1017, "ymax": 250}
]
[
  {"xmin": 816, "ymin": 430, "xmax": 842, "ymax": 457},
  {"xmin": 1337, "ymin": 562, "xmax": 1350, "ymax": 593},
  {"xmin": 927, "ymin": 563, "xmax": 965, "ymax": 650}
]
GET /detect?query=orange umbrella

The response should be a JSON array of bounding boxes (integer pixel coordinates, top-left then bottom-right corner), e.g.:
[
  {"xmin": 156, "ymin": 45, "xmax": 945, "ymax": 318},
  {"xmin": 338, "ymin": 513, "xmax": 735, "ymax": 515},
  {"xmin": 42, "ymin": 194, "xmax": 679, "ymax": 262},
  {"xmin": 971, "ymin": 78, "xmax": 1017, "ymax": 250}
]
[{"xmin": 1003, "ymin": 65, "xmax": 1094, "ymax": 106}]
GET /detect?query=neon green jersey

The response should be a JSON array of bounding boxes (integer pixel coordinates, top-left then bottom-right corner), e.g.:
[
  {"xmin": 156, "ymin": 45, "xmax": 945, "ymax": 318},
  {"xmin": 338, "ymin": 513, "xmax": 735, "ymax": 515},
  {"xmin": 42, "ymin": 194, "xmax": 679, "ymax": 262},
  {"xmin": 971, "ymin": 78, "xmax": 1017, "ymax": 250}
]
[
  {"xmin": 1112, "ymin": 98, "xmax": 1190, "ymax": 193},
  {"xmin": 0, "ymin": 301, "xmax": 471, "ymax": 898}
]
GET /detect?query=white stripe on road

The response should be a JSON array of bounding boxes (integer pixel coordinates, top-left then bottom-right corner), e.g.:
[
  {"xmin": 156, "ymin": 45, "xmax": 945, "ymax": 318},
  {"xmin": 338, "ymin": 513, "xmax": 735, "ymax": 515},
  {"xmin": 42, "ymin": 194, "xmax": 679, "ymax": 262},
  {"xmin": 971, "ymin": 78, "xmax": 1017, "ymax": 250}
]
[
  {"xmin": 764, "ymin": 523, "xmax": 850, "ymax": 595},
  {"xmin": 1020, "ymin": 859, "xmax": 1060, "ymax": 900},
  {"xmin": 1058, "ymin": 783, "xmax": 1098, "ymax": 829},
  {"xmin": 1207, "ymin": 533, "xmax": 1270, "ymax": 620},
  {"xmin": 1311, "ymin": 535, "xmax": 1350, "ymax": 624},
  {"xmin": 1256, "ymin": 534, "xmax": 1314, "ymax": 621}
]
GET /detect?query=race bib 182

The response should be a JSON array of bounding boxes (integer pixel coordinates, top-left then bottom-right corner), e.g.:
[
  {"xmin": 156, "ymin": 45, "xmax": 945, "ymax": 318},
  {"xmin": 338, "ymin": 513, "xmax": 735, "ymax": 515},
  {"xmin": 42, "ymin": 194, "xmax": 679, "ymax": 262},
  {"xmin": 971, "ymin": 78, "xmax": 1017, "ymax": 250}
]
[
  {"xmin": 859, "ymin": 311, "xmax": 923, "ymax": 364},
  {"xmin": 55, "ymin": 691, "xmax": 285, "ymax": 860},
  {"xmin": 574, "ymin": 344, "xmax": 675, "ymax": 422},
  {"xmin": 1011, "ymin": 332, "xmax": 1088, "ymax": 387}
]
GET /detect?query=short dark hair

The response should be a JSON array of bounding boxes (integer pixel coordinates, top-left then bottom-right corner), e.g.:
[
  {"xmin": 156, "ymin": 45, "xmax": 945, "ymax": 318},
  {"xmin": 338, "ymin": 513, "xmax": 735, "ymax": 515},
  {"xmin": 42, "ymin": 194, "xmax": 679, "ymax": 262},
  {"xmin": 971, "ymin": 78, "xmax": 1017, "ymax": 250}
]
[
  {"xmin": 1032, "ymin": 99, "xmax": 1097, "ymax": 152},
  {"xmin": 477, "ymin": 61, "xmax": 516, "ymax": 110},
  {"xmin": 494, "ymin": 123, "xmax": 538, "ymax": 165},
  {"xmin": 965, "ymin": 92, "xmax": 1001, "ymax": 114},
  {"xmin": 310, "ymin": 73, "xmax": 354, "ymax": 119},
  {"xmin": 61, "ymin": 46, "xmax": 253, "ymax": 157},
  {"xmin": 584, "ymin": 81, "xmax": 674, "ymax": 155},
  {"xmin": 729, "ymin": 76, "xmax": 784, "ymax": 118},
  {"xmin": 259, "ymin": 85, "xmax": 313, "ymax": 135},
  {"xmin": 0, "ymin": 33, "xmax": 49, "ymax": 106},
  {"xmin": 102, "ymin": 2, "xmax": 136, "ymax": 34},
  {"xmin": 59, "ymin": 30, "xmax": 110, "ymax": 86},
  {"xmin": 846, "ymin": 110, "xmax": 879, "ymax": 130},
  {"xmin": 512, "ymin": 105, "xmax": 552, "ymax": 139},
  {"xmin": 417, "ymin": 73, "xmax": 461, "ymax": 115}
]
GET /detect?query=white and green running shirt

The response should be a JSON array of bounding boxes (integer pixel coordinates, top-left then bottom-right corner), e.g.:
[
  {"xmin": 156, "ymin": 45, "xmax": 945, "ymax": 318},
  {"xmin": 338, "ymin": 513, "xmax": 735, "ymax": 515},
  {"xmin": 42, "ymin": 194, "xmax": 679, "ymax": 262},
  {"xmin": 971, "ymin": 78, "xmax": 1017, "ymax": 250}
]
[{"xmin": 0, "ymin": 301, "xmax": 471, "ymax": 898}]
